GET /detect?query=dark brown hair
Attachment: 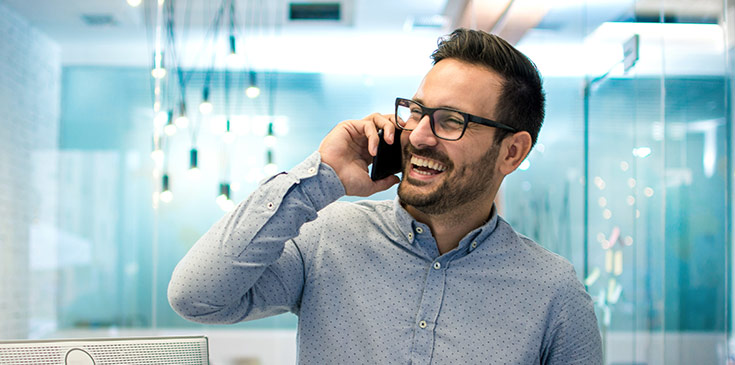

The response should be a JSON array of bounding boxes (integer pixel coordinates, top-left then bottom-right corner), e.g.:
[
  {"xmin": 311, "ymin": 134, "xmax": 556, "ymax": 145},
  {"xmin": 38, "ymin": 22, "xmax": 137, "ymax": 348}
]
[{"xmin": 431, "ymin": 28, "xmax": 545, "ymax": 147}]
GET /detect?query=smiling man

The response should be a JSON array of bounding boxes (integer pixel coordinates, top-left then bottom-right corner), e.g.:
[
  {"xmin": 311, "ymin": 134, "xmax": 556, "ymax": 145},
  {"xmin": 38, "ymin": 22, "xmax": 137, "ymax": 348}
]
[{"xmin": 169, "ymin": 29, "xmax": 603, "ymax": 364}]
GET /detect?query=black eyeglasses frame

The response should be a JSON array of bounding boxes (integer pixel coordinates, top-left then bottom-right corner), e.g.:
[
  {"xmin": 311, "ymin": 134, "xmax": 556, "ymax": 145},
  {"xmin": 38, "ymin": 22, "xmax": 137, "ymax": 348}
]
[{"xmin": 394, "ymin": 97, "xmax": 517, "ymax": 141}]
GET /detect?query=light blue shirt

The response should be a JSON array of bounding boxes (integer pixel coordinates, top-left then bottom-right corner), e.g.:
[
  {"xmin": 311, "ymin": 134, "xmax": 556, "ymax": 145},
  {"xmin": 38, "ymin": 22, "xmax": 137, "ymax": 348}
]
[{"xmin": 168, "ymin": 152, "xmax": 602, "ymax": 364}]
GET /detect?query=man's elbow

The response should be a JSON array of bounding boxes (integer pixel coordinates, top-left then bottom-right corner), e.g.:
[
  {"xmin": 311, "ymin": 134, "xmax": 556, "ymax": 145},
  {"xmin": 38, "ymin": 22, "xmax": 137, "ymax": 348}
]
[
  {"xmin": 167, "ymin": 284, "xmax": 242, "ymax": 324},
  {"xmin": 167, "ymin": 284, "xmax": 198, "ymax": 320}
]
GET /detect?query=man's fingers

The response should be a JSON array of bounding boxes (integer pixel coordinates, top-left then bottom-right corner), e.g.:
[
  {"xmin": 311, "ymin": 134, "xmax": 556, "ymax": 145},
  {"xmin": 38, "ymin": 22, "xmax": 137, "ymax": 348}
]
[
  {"xmin": 361, "ymin": 120, "xmax": 380, "ymax": 157},
  {"xmin": 373, "ymin": 113, "xmax": 397, "ymax": 144},
  {"xmin": 363, "ymin": 113, "xmax": 398, "ymax": 153},
  {"xmin": 381, "ymin": 114, "xmax": 398, "ymax": 144}
]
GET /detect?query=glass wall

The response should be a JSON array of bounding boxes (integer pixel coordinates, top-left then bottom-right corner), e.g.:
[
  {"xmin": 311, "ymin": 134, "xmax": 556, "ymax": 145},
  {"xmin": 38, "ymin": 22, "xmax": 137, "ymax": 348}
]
[
  {"xmin": 506, "ymin": 0, "xmax": 732, "ymax": 363},
  {"xmin": 56, "ymin": 68, "xmax": 424, "ymax": 331}
]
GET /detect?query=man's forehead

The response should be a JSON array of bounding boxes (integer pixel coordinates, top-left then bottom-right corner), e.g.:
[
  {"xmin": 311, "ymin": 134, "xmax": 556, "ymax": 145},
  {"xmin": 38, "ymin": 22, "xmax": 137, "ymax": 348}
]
[{"xmin": 413, "ymin": 59, "xmax": 503, "ymax": 117}]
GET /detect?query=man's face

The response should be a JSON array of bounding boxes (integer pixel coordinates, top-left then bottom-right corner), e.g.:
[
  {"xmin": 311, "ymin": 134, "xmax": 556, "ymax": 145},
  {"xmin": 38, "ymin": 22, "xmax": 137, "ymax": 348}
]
[{"xmin": 397, "ymin": 58, "xmax": 504, "ymax": 215}]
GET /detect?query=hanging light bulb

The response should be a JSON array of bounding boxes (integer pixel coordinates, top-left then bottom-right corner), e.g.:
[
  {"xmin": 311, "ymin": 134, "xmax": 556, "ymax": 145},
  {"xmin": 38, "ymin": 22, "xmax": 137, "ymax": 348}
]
[
  {"xmin": 216, "ymin": 182, "xmax": 230, "ymax": 204},
  {"xmin": 189, "ymin": 148, "xmax": 199, "ymax": 169},
  {"xmin": 264, "ymin": 150, "xmax": 278, "ymax": 176},
  {"xmin": 154, "ymin": 111, "xmax": 168, "ymax": 128},
  {"xmin": 199, "ymin": 86, "xmax": 213, "ymax": 114},
  {"xmin": 229, "ymin": 34, "xmax": 237, "ymax": 55},
  {"xmin": 151, "ymin": 52, "xmax": 167, "ymax": 79},
  {"xmin": 151, "ymin": 148, "xmax": 164, "ymax": 167},
  {"xmin": 164, "ymin": 109, "xmax": 177, "ymax": 136},
  {"xmin": 188, "ymin": 148, "xmax": 201, "ymax": 179},
  {"xmin": 226, "ymin": 34, "xmax": 241, "ymax": 66},
  {"xmin": 127, "ymin": 0, "xmax": 142, "ymax": 7},
  {"xmin": 160, "ymin": 174, "xmax": 173, "ymax": 203},
  {"xmin": 246, "ymin": 71, "xmax": 260, "ymax": 98},
  {"xmin": 175, "ymin": 101, "xmax": 189, "ymax": 128},
  {"xmin": 223, "ymin": 119, "xmax": 236, "ymax": 144},
  {"xmin": 264, "ymin": 122, "xmax": 277, "ymax": 147},
  {"xmin": 216, "ymin": 182, "xmax": 235, "ymax": 211}
]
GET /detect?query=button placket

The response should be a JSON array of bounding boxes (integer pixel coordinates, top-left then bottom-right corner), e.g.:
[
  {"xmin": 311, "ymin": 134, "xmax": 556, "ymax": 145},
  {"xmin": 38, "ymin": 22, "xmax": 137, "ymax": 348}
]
[{"xmin": 410, "ymin": 256, "xmax": 447, "ymax": 363}]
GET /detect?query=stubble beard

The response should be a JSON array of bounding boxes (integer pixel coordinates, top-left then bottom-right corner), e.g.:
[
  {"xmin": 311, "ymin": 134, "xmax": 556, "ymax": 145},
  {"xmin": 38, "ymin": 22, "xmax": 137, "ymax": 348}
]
[{"xmin": 397, "ymin": 143, "xmax": 500, "ymax": 216}]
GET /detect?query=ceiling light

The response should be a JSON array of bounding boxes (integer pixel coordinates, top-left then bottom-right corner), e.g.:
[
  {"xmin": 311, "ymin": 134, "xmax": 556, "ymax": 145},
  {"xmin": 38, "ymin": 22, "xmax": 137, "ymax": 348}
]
[
  {"xmin": 199, "ymin": 87, "xmax": 213, "ymax": 114},
  {"xmin": 160, "ymin": 174, "xmax": 173, "ymax": 203},
  {"xmin": 175, "ymin": 102, "xmax": 189, "ymax": 128},
  {"xmin": 164, "ymin": 110, "xmax": 177, "ymax": 136}
]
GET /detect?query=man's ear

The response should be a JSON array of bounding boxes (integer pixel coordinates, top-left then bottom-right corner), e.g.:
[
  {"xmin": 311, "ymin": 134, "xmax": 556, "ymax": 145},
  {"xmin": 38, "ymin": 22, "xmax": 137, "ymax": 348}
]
[{"xmin": 497, "ymin": 131, "xmax": 532, "ymax": 176}]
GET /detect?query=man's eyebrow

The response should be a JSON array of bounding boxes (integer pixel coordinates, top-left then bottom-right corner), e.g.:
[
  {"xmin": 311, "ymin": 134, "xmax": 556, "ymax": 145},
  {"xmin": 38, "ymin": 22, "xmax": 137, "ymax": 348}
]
[{"xmin": 412, "ymin": 97, "xmax": 463, "ymax": 112}]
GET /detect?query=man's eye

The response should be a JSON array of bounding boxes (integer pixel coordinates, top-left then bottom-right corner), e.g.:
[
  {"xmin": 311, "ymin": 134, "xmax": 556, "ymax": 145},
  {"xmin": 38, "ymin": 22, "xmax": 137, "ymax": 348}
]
[
  {"xmin": 444, "ymin": 118, "xmax": 464, "ymax": 127},
  {"xmin": 410, "ymin": 108, "xmax": 423, "ymax": 117}
]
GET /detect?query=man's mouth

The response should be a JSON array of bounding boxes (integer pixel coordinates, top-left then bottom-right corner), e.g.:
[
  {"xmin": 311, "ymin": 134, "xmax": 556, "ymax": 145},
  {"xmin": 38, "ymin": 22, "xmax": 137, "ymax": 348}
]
[{"xmin": 410, "ymin": 155, "xmax": 447, "ymax": 176}]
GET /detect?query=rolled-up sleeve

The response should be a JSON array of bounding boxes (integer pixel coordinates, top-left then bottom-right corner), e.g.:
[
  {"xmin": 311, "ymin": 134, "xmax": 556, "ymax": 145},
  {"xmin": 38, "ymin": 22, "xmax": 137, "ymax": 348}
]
[{"xmin": 167, "ymin": 152, "xmax": 345, "ymax": 323}]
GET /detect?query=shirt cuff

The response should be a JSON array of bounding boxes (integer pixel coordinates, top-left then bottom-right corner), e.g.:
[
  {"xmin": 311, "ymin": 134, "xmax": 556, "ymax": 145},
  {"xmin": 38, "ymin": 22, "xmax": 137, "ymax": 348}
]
[{"xmin": 288, "ymin": 151, "xmax": 346, "ymax": 211}]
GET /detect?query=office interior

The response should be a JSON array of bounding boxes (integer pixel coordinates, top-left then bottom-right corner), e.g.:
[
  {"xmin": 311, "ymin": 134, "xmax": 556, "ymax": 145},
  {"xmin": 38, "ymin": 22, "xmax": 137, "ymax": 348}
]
[{"xmin": 0, "ymin": 0, "xmax": 732, "ymax": 363}]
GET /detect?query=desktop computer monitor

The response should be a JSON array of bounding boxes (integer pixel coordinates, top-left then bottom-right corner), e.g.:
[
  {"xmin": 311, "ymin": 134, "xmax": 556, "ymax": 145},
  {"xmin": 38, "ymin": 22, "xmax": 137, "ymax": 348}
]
[{"xmin": 0, "ymin": 335, "xmax": 209, "ymax": 364}]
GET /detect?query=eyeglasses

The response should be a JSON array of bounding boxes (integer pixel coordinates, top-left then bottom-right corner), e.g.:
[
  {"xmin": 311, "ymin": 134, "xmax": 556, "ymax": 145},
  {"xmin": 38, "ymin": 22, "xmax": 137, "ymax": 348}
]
[{"xmin": 394, "ymin": 97, "xmax": 517, "ymax": 141}]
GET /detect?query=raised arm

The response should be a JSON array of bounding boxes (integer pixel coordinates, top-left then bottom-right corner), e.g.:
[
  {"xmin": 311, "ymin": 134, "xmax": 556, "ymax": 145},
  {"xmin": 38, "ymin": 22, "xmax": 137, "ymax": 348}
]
[{"xmin": 167, "ymin": 113, "xmax": 400, "ymax": 324}]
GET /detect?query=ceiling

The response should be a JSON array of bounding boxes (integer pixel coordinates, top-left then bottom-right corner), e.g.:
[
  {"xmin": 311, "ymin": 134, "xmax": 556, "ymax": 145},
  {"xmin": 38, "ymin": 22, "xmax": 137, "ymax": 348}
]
[
  {"xmin": 0, "ymin": 0, "xmax": 726, "ymax": 76},
  {"xmin": 1, "ymin": 0, "xmax": 447, "ymax": 71}
]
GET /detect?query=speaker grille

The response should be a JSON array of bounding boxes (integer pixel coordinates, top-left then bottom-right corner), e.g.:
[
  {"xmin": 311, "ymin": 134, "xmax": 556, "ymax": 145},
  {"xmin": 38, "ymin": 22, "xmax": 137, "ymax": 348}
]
[{"xmin": 0, "ymin": 336, "xmax": 208, "ymax": 364}]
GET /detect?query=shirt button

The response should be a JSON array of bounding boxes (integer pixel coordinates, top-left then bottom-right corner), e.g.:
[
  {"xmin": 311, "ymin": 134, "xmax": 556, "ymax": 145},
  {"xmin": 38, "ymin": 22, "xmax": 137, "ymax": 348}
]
[
  {"xmin": 471, "ymin": 241, "xmax": 478, "ymax": 249},
  {"xmin": 407, "ymin": 232, "xmax": 413, "ymax": 240},
  {"xmin": 308, "ymin": 167, "xmax": 316, "ymax": 174},
  {"xmin": 416, "ymin": 227, "xmax": 423, "ymax": 234},
  {"xmin": 418, "ymin": 320, "xmax": 427, "ymax": 329},
  {"xmin": 433, "ymin": 262, "xmax": 441, "ymax": 270},
  {"xmin": 266, "ymin": 202, "xmax": 275, "ymax": 209}
]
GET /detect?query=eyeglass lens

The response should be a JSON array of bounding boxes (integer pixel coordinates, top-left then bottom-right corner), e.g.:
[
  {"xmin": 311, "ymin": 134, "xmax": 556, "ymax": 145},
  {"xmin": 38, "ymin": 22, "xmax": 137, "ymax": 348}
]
[{"xmin": 396, "ymin": 100, "xmax": 466, "ymax": 140}]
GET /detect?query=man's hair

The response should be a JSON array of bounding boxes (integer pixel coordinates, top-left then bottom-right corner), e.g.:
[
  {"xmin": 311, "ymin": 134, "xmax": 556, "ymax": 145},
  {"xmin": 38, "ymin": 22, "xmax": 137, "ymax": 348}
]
[{"xmin": 431, "ymin": 28, "xmax": 545, "ymax": 147}]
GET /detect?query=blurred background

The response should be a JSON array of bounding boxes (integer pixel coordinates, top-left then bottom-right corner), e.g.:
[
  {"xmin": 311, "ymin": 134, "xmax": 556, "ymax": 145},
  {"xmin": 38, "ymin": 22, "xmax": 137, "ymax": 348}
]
[{"xmin": 0, "ymin": 0, "xmax": 732, "ymax": 363}]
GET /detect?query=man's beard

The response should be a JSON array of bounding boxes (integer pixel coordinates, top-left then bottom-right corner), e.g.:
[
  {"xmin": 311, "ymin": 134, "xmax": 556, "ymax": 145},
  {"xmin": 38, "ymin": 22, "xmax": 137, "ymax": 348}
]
[{"xmin": 398, "ymin": 142, "xmax": 499, "ymax": 216}]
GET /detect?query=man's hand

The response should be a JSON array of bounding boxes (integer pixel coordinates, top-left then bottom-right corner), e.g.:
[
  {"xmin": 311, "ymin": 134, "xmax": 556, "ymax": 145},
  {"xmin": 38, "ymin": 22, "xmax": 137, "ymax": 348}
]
[{"xmin": 319, "ymin": 113, "xmax": 401, "ymax": 196}]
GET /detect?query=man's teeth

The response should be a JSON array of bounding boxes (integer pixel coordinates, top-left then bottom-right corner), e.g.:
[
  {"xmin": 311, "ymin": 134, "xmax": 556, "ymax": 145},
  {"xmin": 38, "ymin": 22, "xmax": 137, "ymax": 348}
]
[{"xmin": 410, "ymin": 156, "xmax": 447, "ymax": 172}]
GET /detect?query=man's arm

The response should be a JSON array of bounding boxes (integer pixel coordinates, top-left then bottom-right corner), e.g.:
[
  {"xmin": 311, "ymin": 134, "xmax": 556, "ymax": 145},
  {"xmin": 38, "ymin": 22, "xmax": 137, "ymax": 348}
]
[
  {"xmin": 167, "ymin": 153, "xmax": 344, "ymax": 323},
  {"xmin": 167, "ymin": 114, "xmax": 400, "ymax": 324},
  {"xmin": 542, "ymin": 268, "xmax": 604, "ymax": 364}
]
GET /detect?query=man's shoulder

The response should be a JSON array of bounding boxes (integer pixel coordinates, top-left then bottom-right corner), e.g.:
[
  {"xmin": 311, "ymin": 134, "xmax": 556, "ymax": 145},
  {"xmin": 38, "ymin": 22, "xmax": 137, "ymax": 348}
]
[
  {"xmin": 320, "ymin": 199, "xmax": 394, "ymax": 217},
  {"xmin": 495, "ymin": 217, "xmax": 577, "ymax": 276},
  {"xmin": 297, "ymin": 199, "xmax": 403, "ymax": 253},
  {"xmin": 302, "ymin": 199, "xmax": 397, "ymax": 233}
]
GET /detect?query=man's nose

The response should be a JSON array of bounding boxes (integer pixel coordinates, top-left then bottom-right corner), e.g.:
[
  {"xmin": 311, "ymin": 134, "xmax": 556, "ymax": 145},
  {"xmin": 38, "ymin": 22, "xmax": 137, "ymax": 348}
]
[{"xmin": 408, "ymin": 114, "xmax": 439, "ymax": 148}]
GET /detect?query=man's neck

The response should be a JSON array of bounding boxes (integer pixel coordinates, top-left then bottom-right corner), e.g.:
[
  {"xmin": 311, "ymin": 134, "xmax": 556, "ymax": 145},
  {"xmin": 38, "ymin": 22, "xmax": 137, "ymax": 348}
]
[{"xmin": 405, "ymin": 198, "xmax": 495, "ymax": 255}]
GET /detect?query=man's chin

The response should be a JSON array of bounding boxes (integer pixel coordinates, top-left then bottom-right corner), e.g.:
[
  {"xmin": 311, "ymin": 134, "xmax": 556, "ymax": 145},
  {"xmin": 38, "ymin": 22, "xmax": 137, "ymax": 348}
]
[{"xmin": 398, "ymin": 180, "xmax": 441, "ymax": 206}]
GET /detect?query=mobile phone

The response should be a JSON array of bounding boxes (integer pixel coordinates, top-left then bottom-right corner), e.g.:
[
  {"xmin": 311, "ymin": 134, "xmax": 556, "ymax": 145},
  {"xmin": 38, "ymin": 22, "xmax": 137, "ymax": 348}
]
[{"xmin": 370, "ymin": 129, "xmax": 403, "ymax": 181}]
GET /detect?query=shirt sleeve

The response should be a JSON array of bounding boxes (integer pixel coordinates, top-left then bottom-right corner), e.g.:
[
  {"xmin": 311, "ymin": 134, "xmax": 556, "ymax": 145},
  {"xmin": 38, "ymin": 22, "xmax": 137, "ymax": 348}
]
[
  {"xmin": 167, "ymin": 151, "xmax": 346, "ymax": 324},
  {"xmin": 542, "ymin": 267, "xmax": 604, "ymax": 365}
]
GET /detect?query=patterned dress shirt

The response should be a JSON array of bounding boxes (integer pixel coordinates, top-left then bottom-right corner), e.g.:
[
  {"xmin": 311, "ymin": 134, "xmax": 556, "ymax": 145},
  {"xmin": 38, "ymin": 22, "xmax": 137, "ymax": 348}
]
[{"xmin": 168, "ymin": 152, "xmax": 603, "ymax": 364}]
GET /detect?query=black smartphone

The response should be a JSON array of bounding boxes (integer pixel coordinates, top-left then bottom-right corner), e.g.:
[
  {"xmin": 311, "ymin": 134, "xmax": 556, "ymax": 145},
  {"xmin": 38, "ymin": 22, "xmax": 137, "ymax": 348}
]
[{"xmin": 370, "ymin": 129, "xmax": 403, "ymax": 181}]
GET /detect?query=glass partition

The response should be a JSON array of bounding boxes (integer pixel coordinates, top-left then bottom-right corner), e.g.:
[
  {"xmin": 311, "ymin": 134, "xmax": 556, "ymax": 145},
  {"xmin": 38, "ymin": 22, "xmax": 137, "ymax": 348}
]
[{"xmin": 507, "ymin": 0, "xmax": 732, "ymax": 363}]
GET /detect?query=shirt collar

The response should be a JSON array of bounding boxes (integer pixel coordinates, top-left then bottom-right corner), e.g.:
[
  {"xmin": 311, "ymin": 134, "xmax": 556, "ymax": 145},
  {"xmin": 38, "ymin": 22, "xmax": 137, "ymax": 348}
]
[{"xmin": 392, "ymin": 197, "xmax": 500, "ymax": 255}]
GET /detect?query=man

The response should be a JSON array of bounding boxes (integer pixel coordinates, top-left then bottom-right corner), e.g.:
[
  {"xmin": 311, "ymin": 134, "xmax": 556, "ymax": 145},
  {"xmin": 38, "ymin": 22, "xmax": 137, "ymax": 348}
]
[{"xmin": 168, "ymin": 28, "xmax": 602, "ymax": 364}]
